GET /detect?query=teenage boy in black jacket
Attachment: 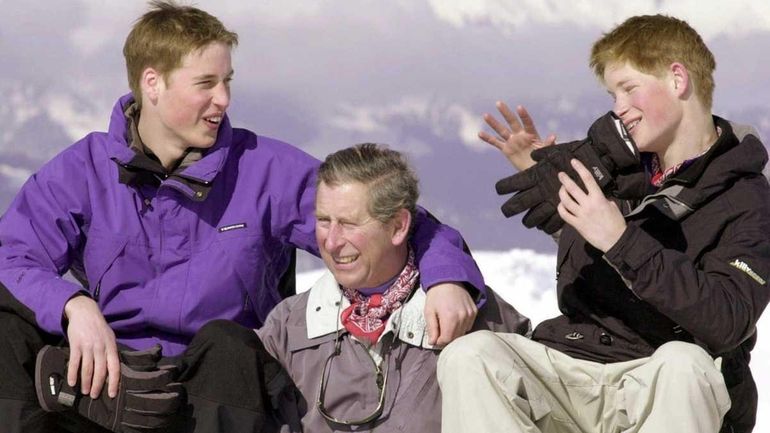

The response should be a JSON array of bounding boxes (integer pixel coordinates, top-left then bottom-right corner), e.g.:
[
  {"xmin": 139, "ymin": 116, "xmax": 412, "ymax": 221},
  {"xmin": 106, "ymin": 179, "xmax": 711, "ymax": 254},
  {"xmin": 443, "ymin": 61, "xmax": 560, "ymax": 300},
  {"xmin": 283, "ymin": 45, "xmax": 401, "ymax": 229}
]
[{"xmin": 439, "ymin": 14, "xmax": 770, "ymax": 433}]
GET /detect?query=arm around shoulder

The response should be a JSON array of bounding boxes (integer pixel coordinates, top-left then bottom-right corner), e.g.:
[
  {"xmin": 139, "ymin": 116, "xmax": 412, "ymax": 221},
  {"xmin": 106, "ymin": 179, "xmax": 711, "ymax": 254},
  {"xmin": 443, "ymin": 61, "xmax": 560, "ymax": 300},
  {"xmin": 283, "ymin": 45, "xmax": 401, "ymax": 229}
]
[{"xmin": 409, "ymin": 207, "xmax": 486, "ymax": 301}]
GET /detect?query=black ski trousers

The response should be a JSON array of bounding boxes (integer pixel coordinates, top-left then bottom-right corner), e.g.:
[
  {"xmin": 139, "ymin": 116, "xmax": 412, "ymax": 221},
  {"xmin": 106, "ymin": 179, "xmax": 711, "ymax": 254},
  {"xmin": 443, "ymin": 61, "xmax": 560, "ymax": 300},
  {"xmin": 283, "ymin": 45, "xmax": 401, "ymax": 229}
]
[{"xmin": 0, "ymin": 283, "xmax": 281, "ymax": 433}]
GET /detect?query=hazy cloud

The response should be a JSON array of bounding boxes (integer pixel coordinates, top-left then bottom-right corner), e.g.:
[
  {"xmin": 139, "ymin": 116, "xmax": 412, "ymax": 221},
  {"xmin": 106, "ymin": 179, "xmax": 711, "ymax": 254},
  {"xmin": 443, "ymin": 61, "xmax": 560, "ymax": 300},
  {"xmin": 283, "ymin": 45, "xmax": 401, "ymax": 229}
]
[
  {"xmin": 427, "ymin": 0, "xmax": 770, "ymax": 40},
  {"xmin": 0, "ymin": 164, "xmax": 31, "ymax": 188}
]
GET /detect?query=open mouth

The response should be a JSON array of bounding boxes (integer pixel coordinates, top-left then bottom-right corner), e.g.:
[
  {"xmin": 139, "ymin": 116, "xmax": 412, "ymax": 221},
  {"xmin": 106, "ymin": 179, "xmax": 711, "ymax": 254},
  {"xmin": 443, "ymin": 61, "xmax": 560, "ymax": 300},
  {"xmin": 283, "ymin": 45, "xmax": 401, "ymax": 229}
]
[
  {"xmin": 203, "ymin": 115, "xmax": 222, "ymax": 126},
  {"xmin": 625, "ymin": 119, "xmax": 640, "ymax": 132},
  {"xmin": 334, "ymin": 254, "xmax": 359, "ymax": 265}
]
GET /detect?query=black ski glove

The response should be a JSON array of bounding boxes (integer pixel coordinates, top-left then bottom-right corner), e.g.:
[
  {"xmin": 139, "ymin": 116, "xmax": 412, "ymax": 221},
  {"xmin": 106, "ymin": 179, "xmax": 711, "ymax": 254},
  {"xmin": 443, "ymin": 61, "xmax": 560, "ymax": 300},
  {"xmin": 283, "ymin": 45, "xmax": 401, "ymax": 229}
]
[
  {"xmin": 495, "ymin": 158, "xmax": 566, "ymax": 234},
  {"xmin": 530, "ymin": 111, "xmax": 648, "ymax": 199},
  {"xmin": 36, "ymin": 344, "xmax": 185, "ymax": 432},
  {"xmin": 496, "ymin": 112, "xmax": 648, "ymax": 234}
]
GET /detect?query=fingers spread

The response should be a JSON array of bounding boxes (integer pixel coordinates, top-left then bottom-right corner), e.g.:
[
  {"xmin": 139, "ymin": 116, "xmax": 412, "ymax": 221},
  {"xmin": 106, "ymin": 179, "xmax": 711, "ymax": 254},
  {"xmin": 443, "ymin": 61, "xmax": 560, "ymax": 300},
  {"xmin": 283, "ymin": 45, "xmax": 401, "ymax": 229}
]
[
  {"xmin": 478, "ymin": 130, "xmax": 503, "ymax": 150},
  {"xmin": 497, "ymin": 101, "xmax": 523, "ymax": 132},
  {"xmin": 483, "ymin": 113, "xmax": 511, "ymax": 140},
  {"xmin": 516, "ymin": 105, "xmax": 539, "ymax": 137}
]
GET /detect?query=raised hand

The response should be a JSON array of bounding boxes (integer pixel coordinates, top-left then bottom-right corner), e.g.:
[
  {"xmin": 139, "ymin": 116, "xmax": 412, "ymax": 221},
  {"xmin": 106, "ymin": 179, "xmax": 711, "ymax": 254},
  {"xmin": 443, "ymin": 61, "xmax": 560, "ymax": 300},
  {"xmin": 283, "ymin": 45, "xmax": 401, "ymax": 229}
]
[{"xmin": 479, "ymin": 102, "xmax": 556, "ymax": 171}]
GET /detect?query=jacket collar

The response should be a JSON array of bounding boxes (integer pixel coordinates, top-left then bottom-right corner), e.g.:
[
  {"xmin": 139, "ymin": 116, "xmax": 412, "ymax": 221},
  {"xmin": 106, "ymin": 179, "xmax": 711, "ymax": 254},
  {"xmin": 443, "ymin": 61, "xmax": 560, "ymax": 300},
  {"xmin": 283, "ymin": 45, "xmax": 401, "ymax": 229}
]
[
  {"xmin": 305, "ymin": 270, "xmax": 438, "ymax": 350},
  {"xmin": 628, "ymin": 116, "xmax": 767, "ymax": 220},
  {"xmin": 106, "ymin": 93, "xmax": 233, "ymax": 201},
  {"xmin": 663, "ymin": 116, "xmax": 741, "ymax": 186}
]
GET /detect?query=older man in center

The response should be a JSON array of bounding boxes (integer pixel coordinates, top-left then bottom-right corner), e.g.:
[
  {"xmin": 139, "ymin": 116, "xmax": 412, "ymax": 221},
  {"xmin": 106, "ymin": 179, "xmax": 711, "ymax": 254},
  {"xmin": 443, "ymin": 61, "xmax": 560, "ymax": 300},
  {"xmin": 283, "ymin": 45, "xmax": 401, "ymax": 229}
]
[{"xmin": 257, "ymin": 143, "xmax": 530, "ymax": 432}]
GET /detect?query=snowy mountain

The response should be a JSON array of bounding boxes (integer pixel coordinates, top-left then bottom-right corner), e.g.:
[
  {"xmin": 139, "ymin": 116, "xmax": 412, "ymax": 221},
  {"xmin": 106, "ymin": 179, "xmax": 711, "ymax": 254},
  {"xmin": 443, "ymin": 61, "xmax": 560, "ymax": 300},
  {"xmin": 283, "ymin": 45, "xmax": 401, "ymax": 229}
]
[{"xmin": 298, "ymin": 249, "xmax": 770, "ymax": 431}]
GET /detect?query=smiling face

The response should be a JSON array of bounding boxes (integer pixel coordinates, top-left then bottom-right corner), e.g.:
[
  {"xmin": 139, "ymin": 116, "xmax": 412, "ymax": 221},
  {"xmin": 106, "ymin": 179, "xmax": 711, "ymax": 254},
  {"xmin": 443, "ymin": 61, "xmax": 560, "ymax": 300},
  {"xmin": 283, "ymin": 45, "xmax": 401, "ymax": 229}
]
[
  {"xmin": 141, "ymin": 42, "xmax": 233, "ymax": 156},
  {"xmin": 603, "ymin": 61, "xmax": 682, "ymax": 154},
  {"xmin": 315, "ymin": 181, "xmax": 410, "ymax": 291}
]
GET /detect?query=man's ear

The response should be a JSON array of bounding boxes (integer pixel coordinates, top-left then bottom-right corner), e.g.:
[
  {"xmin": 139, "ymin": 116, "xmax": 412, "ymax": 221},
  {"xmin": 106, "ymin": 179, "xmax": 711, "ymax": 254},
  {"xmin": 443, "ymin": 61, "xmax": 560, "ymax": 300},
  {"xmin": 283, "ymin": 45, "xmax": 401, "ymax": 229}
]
[
  {"xmin": 140, "ymin": 67, "xmax": 162, "ymax": 105},
  {"xmin": 391, "ymin": 208, "xmax": 412, "ymax": 247},
  {"xmin": 670, "ymin": 62, "xmax": 690, "ymax": 99}
]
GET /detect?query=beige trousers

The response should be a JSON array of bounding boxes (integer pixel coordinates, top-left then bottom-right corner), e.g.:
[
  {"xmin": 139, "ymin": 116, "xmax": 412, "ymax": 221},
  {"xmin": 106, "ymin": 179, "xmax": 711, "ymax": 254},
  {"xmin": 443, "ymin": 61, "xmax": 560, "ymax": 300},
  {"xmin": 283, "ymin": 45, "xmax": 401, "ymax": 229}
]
[{"xmin": 437, "ymin": 331, "xmax": 731, "ymax": 433}]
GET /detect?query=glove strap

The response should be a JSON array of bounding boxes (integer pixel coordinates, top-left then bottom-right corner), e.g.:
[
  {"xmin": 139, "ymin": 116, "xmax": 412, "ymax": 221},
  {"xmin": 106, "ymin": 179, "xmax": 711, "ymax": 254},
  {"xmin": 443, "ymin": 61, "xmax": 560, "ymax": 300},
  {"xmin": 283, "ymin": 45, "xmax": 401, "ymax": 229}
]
[{"xmin": 610, "ymin": 115, "xmax": 637, "ymax": 156}]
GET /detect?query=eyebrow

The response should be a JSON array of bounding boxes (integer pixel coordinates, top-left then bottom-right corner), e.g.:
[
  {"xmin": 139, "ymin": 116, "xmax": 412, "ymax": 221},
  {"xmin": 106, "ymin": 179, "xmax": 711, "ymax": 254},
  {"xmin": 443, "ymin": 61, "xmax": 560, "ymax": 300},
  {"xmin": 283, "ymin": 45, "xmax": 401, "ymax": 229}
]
[
  {"xmin": 193, "ymin": 70, "xmax": 235, "ymax": 81},
  {"xmin": 605, "ymin": 78, "xmax": 631, "ymax": 95}
]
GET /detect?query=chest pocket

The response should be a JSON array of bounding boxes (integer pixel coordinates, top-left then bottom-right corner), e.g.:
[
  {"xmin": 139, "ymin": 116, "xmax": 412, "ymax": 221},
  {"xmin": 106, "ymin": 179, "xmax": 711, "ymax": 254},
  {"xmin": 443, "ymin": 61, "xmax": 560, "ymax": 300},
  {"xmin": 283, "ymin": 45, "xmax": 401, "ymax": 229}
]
[
  {"xmin": 210, "ymin": 226, "xmax": 289, "ymax": 321},
  {"xmin": 179, "ymin": 227, "xmax": 267, "ymax": 326}
]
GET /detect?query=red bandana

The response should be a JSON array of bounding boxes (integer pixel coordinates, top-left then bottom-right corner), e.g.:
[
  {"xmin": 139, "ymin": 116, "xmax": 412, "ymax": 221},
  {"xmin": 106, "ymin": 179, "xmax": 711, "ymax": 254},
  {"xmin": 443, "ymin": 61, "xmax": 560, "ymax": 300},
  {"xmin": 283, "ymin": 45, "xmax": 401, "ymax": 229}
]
[
  {"xmin": 649, "ymin": 154, "xmax": 694, "ymax": 187},
  {"xmin": 340, "ymin": 250, "xmax": 419, "ymax": 344}
]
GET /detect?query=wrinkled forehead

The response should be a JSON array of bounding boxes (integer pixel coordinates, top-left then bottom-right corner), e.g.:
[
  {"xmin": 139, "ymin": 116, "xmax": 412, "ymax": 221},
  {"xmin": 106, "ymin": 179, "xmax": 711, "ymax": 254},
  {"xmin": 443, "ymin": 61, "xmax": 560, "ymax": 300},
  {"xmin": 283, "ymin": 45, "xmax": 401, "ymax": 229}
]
[{"xmin": 315, "ymin": 181, "xmax": 372, "ymax": 216}]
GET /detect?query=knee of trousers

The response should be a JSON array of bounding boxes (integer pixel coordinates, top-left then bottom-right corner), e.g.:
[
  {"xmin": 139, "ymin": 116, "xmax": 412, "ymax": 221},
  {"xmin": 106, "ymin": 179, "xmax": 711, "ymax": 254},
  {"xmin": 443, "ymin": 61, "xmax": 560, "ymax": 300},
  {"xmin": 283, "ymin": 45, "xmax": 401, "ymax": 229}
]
[
  {"xmin": 0, "ymin": 311, "xmax": 46, "ymax": 363},
  {"xmin": 438, "ymin": 330, "xmax": 522, "ymax": 385},
  {"xmin": 190, "ymin": 319, "xmax": 261, "ymax": 352},
  {"xmin": 182, "ymin": 319, "xmax": 269, "ymax": 380},
  {"xmin": 187, "ymin": 319, "xmax": 280, "ymax": 371},
  {"xmin": 182, "ymin": 320, "xmax": 272, "ymax": 411},
  {"xmin": 649, "ymin": 341, "xmax": 720, "ymax": 378},
  {"xmin": 0, "ymin": 311, "xmax": 49, "ymax": 400}
]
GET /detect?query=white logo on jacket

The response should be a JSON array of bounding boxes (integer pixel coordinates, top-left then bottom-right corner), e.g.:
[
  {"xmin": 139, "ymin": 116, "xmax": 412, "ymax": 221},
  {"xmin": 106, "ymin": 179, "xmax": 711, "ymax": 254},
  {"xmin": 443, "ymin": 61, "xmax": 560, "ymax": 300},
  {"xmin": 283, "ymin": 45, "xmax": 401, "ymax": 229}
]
[{"xmin": 729, "ymin": 259, "xmax": 767, "ymax": 285}]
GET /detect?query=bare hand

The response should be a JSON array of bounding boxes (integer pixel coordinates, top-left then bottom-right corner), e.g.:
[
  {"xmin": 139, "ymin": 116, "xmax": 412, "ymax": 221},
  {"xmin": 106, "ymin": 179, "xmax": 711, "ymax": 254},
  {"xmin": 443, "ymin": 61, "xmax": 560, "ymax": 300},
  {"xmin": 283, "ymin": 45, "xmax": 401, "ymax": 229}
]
[
  {"xmin": 479, "ymin": 102, "xmax": 557, "ymax": 171},
  {"xmin": 64, "ymin": 295, "xmax": 121, "ymax": 399},
  {"xmin": 424, "ymin": 282, "xmax": 478, "ymax": 346},
  {"xmin": 557, "ymin": 159, "xmax": 627, "ymax": 252}
]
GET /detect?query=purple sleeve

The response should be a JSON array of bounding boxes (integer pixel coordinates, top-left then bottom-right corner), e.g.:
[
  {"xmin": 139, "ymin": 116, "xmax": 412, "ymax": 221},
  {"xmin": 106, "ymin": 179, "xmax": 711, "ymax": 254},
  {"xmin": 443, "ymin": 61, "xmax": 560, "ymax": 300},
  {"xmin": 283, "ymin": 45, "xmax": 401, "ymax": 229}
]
[
  {"xmin": 410, "ymin": 208, "xmax": 487, "ymax": 305},
  {"xmin": 0, "ymin": 155, "xmax": 88, "ymax": 335},
  {"xmin": 269, "ymin": 142, "xmax": 320, "ymax": 256}
]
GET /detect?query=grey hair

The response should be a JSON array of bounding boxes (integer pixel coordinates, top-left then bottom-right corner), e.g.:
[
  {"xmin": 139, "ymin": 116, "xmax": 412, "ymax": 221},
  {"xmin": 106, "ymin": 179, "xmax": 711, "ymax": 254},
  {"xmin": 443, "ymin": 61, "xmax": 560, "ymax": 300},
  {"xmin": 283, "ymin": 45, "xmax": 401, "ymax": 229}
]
[{"xmin": 317, "ymin": 143, "xmax": 419, "ymax": 224}]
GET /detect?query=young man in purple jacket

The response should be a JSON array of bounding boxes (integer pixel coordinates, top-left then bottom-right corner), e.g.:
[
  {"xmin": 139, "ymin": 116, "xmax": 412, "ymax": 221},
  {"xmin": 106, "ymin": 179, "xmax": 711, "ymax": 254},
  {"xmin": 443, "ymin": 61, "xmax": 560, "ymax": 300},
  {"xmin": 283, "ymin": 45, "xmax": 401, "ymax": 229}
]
[{"xmin": 0, "ymin": 2, "xmax": 484, "ymax": 432}]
